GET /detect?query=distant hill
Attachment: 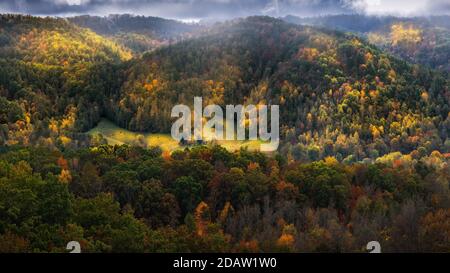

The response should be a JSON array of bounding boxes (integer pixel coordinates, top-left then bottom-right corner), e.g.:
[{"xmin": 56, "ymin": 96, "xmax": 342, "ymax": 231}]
[
  {"xmin": 68, "ymin": 14, "xmax": 200, "ymax": 54},
  {"xmin": 284, "ymin": 15, "xmax": 450, "ymax": 72}
]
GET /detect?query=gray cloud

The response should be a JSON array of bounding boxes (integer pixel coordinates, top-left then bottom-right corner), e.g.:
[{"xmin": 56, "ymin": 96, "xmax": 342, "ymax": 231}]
[
  {"xmin": 0, "ymin": 0, "xmax": 447, "ymax": 19},
  {"xmin": 426, "ymin": 0, "xmax": 450, "ymax": 15}
]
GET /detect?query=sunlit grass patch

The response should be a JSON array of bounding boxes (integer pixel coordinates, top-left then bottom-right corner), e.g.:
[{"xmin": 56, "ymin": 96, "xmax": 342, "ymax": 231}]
[{"xmin": 88, "ymin": 119, "xmax": 265, "ymax": 153}]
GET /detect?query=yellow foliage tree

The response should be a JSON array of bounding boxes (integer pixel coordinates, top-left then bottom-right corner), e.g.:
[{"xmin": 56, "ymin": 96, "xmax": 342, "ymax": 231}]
[
  {"xmin": 195, "ymin": 201, "xmax": 211, "ymax": 236},
  {"xmin": 391, "ymin": 24, "xmax": 422, "ymax": 46},
  {"xmin": 277, "ymin": 224, "xmax": 297, "ymax": 250},
  {"xmin": 59, "ymin": 169, "xmax": 72, "ymax": 184}
]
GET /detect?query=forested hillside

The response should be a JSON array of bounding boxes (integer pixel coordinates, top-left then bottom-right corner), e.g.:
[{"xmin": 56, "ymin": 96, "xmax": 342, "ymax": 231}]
[
  {"xmin": 284, "ymin": 15, "xmax": 450, "ymax": 71},
  {"xmin": 1, "ymin": 15, "xmax": 449, "ymax": 161},
  {"xmin": 109, "ymin": 16, "xmax": 450, "ymax": 162},
  {"xmin": 0, "ymin": 14, "xmax": 131, "ymax": 148}
]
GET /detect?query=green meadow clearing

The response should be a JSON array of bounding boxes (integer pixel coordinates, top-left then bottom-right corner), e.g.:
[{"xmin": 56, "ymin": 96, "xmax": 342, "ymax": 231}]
[{"xmin": 88, "ymin": 119, "xmax": 264, "ymax": 152}]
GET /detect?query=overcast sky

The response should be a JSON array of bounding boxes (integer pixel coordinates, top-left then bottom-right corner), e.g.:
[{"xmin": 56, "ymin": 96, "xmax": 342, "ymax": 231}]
[{"xmin": 0, "ymin": 0, "xmax": 449, "ymax": 20}]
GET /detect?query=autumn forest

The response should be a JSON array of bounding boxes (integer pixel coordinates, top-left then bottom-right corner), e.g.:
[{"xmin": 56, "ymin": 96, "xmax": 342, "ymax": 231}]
[{"xmin": 0, "ymin": 13, "xmax": 449, "ymax": 253}]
